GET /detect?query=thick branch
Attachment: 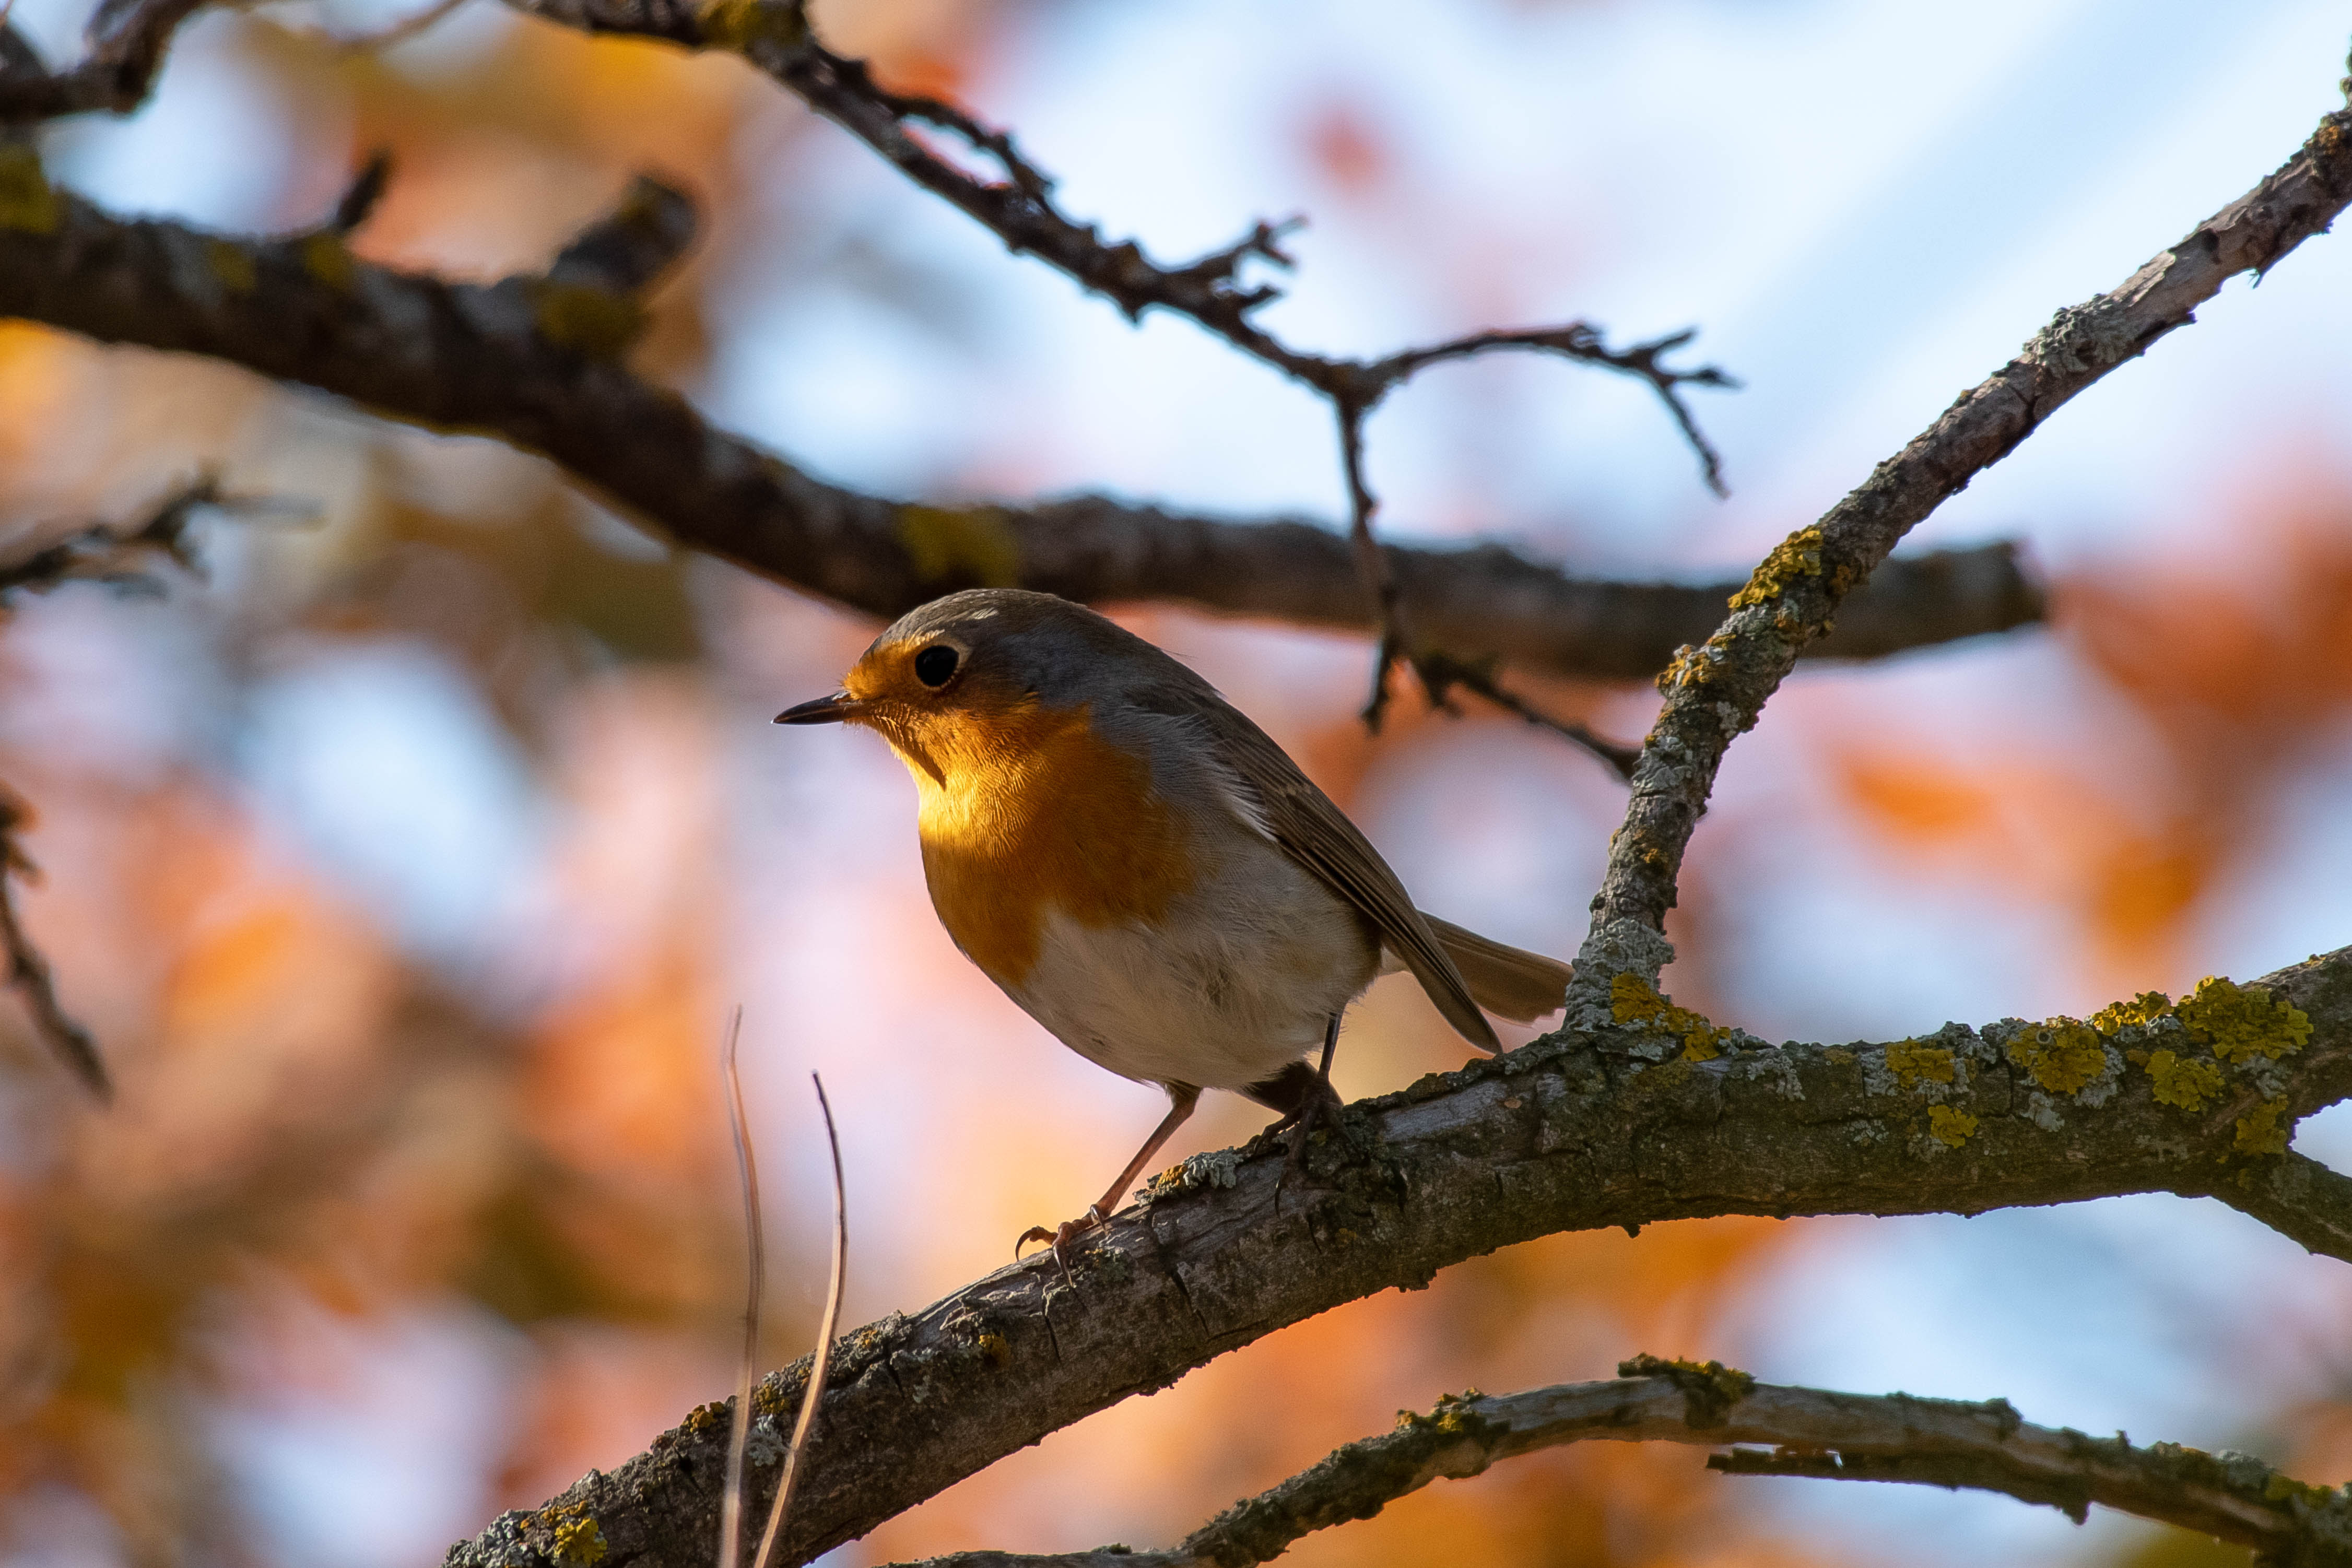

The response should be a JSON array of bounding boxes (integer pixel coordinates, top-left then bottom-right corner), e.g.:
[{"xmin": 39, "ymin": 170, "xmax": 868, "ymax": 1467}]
[
  {"xmin": 445, "ymin": 948, "xmax": 2352, "ymax": 1568},
  {"xmin": 1577, "ymin": 98, "xmax": 2352, "ymax": 976},
  {"xmin": 491, "ymin": 0, "xmax": 1743, "ymax": 725},
  {"xmin": 885, "ymin": 1361, "xmax": 2352, "ymax": 1567},
  {"xmin": 0, "ymin": 172, "xmax": 2038, "ymax": 678}
]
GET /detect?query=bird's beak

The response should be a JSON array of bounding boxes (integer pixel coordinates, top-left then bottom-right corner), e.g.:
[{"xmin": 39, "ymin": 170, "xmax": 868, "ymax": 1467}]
[{"xmin": 774, "ymin": 691, "xmax": 863, "ymax": 725}]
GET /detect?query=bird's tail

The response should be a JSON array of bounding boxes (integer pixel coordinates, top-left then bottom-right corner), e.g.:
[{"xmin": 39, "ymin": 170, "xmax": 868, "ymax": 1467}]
[{"xmin": 1420, "ymin": 914, "xmax": 1574, "ymax": 1024}]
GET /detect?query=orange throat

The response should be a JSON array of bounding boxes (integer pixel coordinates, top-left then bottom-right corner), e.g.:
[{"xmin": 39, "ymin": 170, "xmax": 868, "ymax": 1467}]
[{"xmin": 891, "ymin": 701, "xmax": 1192, "ymax": 989}]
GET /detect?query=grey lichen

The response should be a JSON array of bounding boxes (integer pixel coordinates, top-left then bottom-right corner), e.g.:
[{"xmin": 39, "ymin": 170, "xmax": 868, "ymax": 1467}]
[
  {"xmin": 2022, "ymin": 294, "xmax": 2142, "ymax": 375},
  {"xmin": 1141, "ymin": 1147, "xmax": 1242, "ymax": 1198}
]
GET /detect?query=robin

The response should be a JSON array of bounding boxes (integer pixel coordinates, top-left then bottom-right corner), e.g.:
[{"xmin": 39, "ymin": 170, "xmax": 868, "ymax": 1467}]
[{"xmin": 777, "ymin": 588, "xmax": 1572, "ymax": 1255}]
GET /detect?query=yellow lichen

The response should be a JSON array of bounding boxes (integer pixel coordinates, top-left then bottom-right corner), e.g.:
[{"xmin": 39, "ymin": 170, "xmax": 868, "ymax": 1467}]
[
  {"xmin": 1928, "ymin": 1105, "xmax": 1979, "ymax": 1147},
  {"xmin": 1823, "ymin": 1048, "xmax": 1855, "ymax": 1066},
  {"xmin": 2090, "ymin": 990, "xmax": 2172, "ymax": 1036},
  {"xmin": 1728, "ymin": 524, "xmax": 1825, "ymax": 610},
  {"xmin": 2177, "ymin": 975, "xmax": 2311, "ymax": 1064},
  {"xmin": 1396, "ymin": 1389, "xmax": 1493, "ymax": 1436},
  {"xmin": 300, "ymin": 232, "xmax": 355, "ymax": 291},
  {"xmin": 0, "ymin": 147, "xmax": 60, "ymax": 236},
  {"xmin": 2234, "ymin": 1095, "xmax": 2291, "ymax": 1157},
  {"xmin": 977, "ymin": 1331, "xmax": 1010, "ymax": 1367},
  {"xmin": 206, "ymin": 239, "xmax": 257, "ymax": 295},
  {"xmin": 1657, "ymin": 633, "xmax": 1736, "ymax": 694},
  {"xmin": 2005, "ymin": 1018, "xmax": 2106, "ymax": 1094},
  {"xmin": 528, "ymin": 280, "xmax": 648, "ymax": 358},
  {"xmin": 2144, "ymin": 1049, "xmax": 2223, "ymax": 1113},
  {"xmin": 1885, "ymin": 1039, "xmax": 1956, "ymax": 1088},
  {"xmin": 1609, "ymin": 973, "xmax": 1731, "ymax": 1062},
  {"xmin": 551, "ymin": 1517, "xmax": 607, "ymax": 1566},
  {"xmin": 697, "ymin": 0, "xmax": 808, "ymax": 51},
  {"xmin": 2264, "ymin": 1472, "xmax": 2336, "ymax": 1508},
  {"xmin": 897, "ymin": 504, "xmax": 1020, "ymax": 588}
]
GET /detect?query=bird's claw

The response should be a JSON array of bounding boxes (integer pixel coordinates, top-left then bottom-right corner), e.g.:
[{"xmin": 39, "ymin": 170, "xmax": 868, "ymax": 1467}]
[{"xmin": 1013, "ymin": 1206, "xmax": 1107, "ymax": 1284}]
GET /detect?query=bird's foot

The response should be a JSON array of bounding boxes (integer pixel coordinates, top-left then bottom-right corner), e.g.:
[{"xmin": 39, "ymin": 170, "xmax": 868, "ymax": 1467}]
[
  {"xmin": 1014, "ymin": 1205, "xmax": 1106, "ymax": 1284},
  {"xmin": 1276, "ymin": 1100, "xmax": 1324, "ymax": 1210}
]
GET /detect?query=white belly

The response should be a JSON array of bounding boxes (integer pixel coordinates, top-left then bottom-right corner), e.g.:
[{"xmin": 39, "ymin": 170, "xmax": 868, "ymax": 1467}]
[{"xmin": 1002, "ymin": 845, "xmax": 1379, "ymax": 1092}]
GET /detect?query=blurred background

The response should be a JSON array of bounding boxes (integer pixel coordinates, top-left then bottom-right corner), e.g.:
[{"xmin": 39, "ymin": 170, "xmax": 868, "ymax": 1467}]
[{"xmin": 1, "ymin": 0, "xmax": 2350, "ymax": 1564}]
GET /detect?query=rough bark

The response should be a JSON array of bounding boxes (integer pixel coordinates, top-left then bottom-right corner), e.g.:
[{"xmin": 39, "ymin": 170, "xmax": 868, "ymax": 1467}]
[
  {"xmin": 888, "ymin": 1361, "xmax": 2352, "ymax": 1567},
  {"xmin": 1575, "ymin": 104, "xmax": 2352, "ymax": 976},
  {"xmin": 0, "ymin": 169, "xmax": 2037, "ymax": 680},
  {"xmin": 445, "ymin": 948, "xmax": 2352, "ymax": 1568}
]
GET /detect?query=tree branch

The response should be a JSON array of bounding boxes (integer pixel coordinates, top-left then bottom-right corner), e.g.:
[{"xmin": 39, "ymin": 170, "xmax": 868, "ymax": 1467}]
[
  {"xmin": 1572, "ymin": 90, "xmax": 2352, "ymax": 990},
  {"xmin": 491, "ymin": 0, "xmax": 1743, "ymax": 732},
  {"xmin": 879, "ymin": 1359, "xmax": 2352, "ymax": 1567},
  {"xmin": 0, "ymin": 787, "xmax": 105, "ymax": 1098},
  {"xmin": 0, "ymin": 164, "xmax": 2038, "ymax": 680},
  {"xmin": 444, "ymin": 948, "xmax": 2352, "ymax": 1568},
  {"xmin": 0, "ymin": 0, "xmax": 210, "ymax": 123},
  {"xmin": 0, "ymin": 475, "xmax": 220, "ymax": 600}
]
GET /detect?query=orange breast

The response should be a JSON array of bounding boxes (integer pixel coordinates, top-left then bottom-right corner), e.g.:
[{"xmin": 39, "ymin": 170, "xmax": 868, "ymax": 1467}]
[{"xmin": 908, "ymin": 702, "xmax": 1192, "ymax": 990}]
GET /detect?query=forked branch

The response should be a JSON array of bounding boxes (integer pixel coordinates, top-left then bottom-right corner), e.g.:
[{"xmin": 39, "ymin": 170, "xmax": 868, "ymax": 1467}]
[
  {"xmin": 495, "ymin": 0, "xmax": 1733, "ymax": 742},
  {"xmin": 446, "ymin": 945, "xmax": 2352, "ymax": 1568}
]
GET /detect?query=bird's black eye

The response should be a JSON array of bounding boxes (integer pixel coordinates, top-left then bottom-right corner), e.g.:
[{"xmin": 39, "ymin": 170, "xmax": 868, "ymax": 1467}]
[{"xmin": 913, "ymin": 644, "xmax": 960, "ymax": 687}]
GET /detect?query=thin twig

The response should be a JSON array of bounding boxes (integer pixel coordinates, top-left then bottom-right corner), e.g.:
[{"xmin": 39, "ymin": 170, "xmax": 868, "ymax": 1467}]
[
  {"xmin": 0, "ymin": 788, "xmax": 105, "ymax": 1099},
  {"xmin": 718, "ymin": 1006, "xmax": 759, "ymax": 1568},
  {"xmin": 322, "ymin": 0, "xmax": 468, "ymax": 54},
  {"xmin": 0, "ymin": 0, "xmax": 211, "ymax": 123},
  {"xmin": 1413, "ymin": 650, "xmax": 1641, "ymax": 782},
  {"xmin": 500, "ymin": 0, "xmax": 1737, "ymax": 744},
  {"xmin": 751, "ymin": 1073, "xmax": 848, "ymax": 1568},
  {"xmin": 0, "ymin": 477, "xmax": 218, "ymax": 600}
]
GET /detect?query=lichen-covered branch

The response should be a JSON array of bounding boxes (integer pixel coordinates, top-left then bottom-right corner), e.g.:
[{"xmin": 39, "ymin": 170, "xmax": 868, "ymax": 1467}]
[
  {"xmin": 2213, "ymin": 1151, "xmax": 2352, "ymax": 1264},
  {"xmin": 0, "ymin": 0, "xmax": 209, "ymax": 123},
  {"xmin": 445, "ymin": 948, "xmax": 2352, "ymax": 1568},
  {"xmin": 881, "ymin": 1358, "xmax": 2352, "ymax": 1567},
  {"xmin": 1573, "ymin": 92, "xmax": 2352, "ymax": 988},
  {"xmin": 0, "ymin": 164, "xmax": 2037, "ymax": 678}
]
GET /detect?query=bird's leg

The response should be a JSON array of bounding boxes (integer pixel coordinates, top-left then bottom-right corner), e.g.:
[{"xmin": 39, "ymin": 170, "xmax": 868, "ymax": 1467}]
[
  {"xmin": 1278, "ymin": 1012, "xmax": 1342, "ymax": 1205},
  {"xmin": 1017, "ymin": 1085, "xmax": 1200, "ymax": 1270}
]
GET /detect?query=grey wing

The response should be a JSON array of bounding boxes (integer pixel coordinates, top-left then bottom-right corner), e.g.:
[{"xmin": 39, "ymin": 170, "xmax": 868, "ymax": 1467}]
[{"xmin": 1148, "ymin": 681, "xmax": 1500, "ymax": 1054}]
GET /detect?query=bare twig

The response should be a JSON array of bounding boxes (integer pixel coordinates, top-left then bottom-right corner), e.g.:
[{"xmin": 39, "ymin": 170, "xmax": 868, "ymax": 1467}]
[
  {"xmin": 320, "ymin": 0, "xmax": 469, "ymax": 54},
  {"xmin": 496, "ymin": 0, "xmax": 1734, "ymax": 737},
  {"xmin": 0, "ymin": 789, "xmax": 104, "ymax": 1098},
  {"xmin": 751, "ymin": 1074, "xmax": 846, "ymax": 1568},
  {"xmin": 719, "ymin": 1007, "xmax": 760, "ymax": 1568},
  {"xmin": 0, "ymin": 477, "xmax": 302, "ymax": 1101},
  {"xmin": 0, "ymin": 0, "xmax": 210, "ymax": 123},
  {"xmin": 0, "ymin": 477, "xmax": 225, "ymax": 600},
  {"xmin": 1572, "ymin": 88, "xmax": 2352, "ymax": 993},
  {"xmin": 1410, "ymin": 649, "xmax": 1641, "ymax": 782},
  {"xmin": 878, "ymin": 1359, "xmax": 2352, "ymax": 1567}
]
